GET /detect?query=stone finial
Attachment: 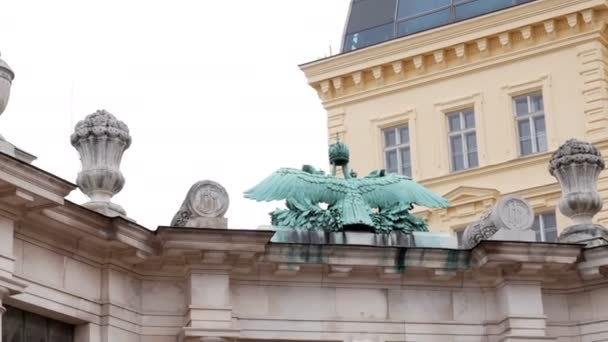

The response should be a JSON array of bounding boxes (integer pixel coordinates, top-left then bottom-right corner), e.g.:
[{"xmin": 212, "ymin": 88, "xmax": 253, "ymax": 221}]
[
  {"xmin": 70, "ymin": 110, "xmax": 131, "ymax": 217},
  {"xmin": 549, "ymin": 139, "xmax": 608, "ymax": 243},
  {"xmin": 462, "ymin": 196, "xmax": 535, "ymax": 248},
  {"xmin": 0, "ymin": 52, "xmax": 14, "ymax": 117},
  {"xmin": 171, "ymin": 180, "xmax": 229, "ymax": 228}
]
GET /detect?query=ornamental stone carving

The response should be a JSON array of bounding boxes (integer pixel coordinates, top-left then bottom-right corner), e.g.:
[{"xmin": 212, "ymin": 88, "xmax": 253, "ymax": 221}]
[
  {"xmin": 70, "ymin": 110, "xmax": 131, "ymax": 217},
  {"xmin": 171, "ymin": 180, "xmax": 229, "ymax": 229},
  {"xmin": 0, "ymin": 52, "xmax": 14, "ymax": 118},
  {"xmin": 549, "ymin": 139, "xmax": 608, "ymax": 243},
  {"xmin": 462, "ymin": 196, "xmax": 535, "ymax": 248}
]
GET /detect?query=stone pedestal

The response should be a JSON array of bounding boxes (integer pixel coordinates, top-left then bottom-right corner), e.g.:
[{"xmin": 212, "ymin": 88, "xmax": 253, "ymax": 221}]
[
  {"xmin": 171, "ymin": 181, "xmax": 229, "ymax": 229},
  {"xmin": 463, "ymin": 196, "xmax": 535, "ymax": 248}
]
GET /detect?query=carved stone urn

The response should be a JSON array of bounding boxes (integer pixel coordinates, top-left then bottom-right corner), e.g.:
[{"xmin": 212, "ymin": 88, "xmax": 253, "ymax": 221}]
[
  {"xmin": 70, "ymin": 110, "xmax": 131, "ymax": 217},
  {"xmin": 0, "ymin": 52, "xmax": 14, "ymax": 128},
  {"xmin": 549, "ymin": 139, "xmax": 608, "ymax": 243}
]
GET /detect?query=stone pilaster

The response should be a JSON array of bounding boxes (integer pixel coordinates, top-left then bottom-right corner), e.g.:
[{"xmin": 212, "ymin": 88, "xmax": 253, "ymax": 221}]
[
  {"xmin": 494, "ymin": 281, "xmax": 554, "ymax": 341},
  {"xmin": 0, "ymin": 217, "xmax": 16, "ymax": 279},
  {"xmin": 577, "ymin": 40, "xmax": 608, "ymax": 142},
  {"xmin": 182, "ymin": 270, "xmax": 238, "ymax": 341}
]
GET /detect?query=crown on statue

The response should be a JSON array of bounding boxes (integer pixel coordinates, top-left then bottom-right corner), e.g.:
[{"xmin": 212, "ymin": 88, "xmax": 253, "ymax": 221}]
[{"xmin": 329, "ymin": 141, "xmax": 349, "ymax": 166}]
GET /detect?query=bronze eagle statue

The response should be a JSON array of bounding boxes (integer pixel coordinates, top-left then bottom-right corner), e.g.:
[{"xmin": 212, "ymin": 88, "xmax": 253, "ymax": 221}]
[{"xmin": 244, "ymin": 141, "xmax": 449, "ymax": 232}]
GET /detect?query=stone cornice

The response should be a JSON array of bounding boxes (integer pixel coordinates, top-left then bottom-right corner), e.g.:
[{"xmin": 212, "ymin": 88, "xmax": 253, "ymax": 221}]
[
  {"xmin": 0, "ymin": 152, "xmax": 75, "ymax": 205},
  {"xmin": 300, "ymin": 0, "xmax": 606, "ymax": 107}
]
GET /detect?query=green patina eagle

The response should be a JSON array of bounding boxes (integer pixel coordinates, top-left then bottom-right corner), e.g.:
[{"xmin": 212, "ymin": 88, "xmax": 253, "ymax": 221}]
[{"xmin": 244, "ymin": 141, "xmax": 449, "ymax": 233}]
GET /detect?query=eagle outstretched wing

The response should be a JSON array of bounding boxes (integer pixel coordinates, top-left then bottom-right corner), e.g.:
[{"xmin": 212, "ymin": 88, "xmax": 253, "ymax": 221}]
[
  {"xmin": 357, "ymin": 174, "xmax": 449, "ymax": 209},
  {"xmin": 244, "ymin": 168, "xmax": 346, "ymax": 207}
]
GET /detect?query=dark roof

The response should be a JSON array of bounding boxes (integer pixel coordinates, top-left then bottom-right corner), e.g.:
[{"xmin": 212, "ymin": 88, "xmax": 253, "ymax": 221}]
[{"xmin": 342, "ymin": 0, "xmax": 536, "ymax": 53}]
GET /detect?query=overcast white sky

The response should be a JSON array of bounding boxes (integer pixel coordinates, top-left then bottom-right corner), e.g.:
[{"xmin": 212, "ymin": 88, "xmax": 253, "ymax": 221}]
[{"xmin": 1, "ymin": 0, "xmax": 350, "ymax": 229}]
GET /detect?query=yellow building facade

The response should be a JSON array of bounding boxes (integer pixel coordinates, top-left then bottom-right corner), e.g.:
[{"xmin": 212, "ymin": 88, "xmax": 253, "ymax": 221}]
[{"xmin": 300, "ymin": 0, "xmax": 608, "ymax": 242}]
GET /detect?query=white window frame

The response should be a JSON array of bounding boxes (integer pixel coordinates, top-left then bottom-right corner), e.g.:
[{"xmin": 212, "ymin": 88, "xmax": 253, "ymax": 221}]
[
  {"xmin": 446, "ymin": 108, "xmax": 478, "ymax": 172},
  {"xmin": 513, "ymin": 91, "xmax": 547, "ymax": 156},
  {"xmin": 382, "ymin": 125, "xmax": 411, "ymax": 176},
  {"xmin": 533, "ymin": 212, "xmax": 557, "ymax": 242}
]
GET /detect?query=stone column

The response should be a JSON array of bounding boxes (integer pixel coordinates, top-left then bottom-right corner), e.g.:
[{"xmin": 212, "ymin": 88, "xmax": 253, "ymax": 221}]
[{"xmin": 549, "ymin": 139, "xmax": 608, "ymax": 243}]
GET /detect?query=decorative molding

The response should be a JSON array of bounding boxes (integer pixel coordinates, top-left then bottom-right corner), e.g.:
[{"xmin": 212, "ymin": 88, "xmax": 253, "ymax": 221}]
[
  {"xmin": 498, "ymin": 32, "xmax": 510, "ymax": 48},
  {"xmin": 581, "ymin": 9, "xmax": 594, "ymax": 24},
  {"xmin": 322, "ymin": 31, "xmax": 601, "ymax": 108},
  {"xmin": 331, "ymin": 77, "xmax": 342, "ymax": 90},
  {"xmin": 319, "ymin": 80, "xmax": 331, "ymax": 100},
  {"xmin": 413, "ymin": 55, "xmax": 425, "ymax": 70},
  {"xmin": 351, "ymin": 71, "xmax": 363, "ymax": 90},
  {"xmin": 520, "ymin": 26, "xmax": 533, "ymax": 40},
  {"xmin": 391, "ymin": 60, "xmax": 404, "ymax": 76},
  {"xmin": 454, "ymin": 44, "xmax": 467, "ymax": 60},
  {"xmin": 543, "ymin": 19, "xmax": 556, "ymax": 37},
  {"xmin": 370, "ymin": 108, "xmax": 415, "ymax": 125},
  {"xmin": 372, "ymin": 66, "xmax": 384, "ymax": 85},
  {"xmin": 476, "ymin": 38, "xmax": 489, "ymax": 55},
  {"xmin": 304, "ymin": 3, "xmax": 606, "ymax": 103},
  {"xmin": 433, "ymin": 50, "xmax": 445, "ymax": 65},
  {"xmin": 566, "ymin": 13, "xmax": 579, "ymax": 31},
  {"xmin": 500, "ymin": 74, "xmax": 550, "ymax": 95}
]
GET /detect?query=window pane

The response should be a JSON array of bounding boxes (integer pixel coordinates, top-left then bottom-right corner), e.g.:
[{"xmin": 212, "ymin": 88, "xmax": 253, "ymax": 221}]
[
  {"xmin": 386, "ymin": 150, "xmax": 398, "ymax": 173},
  {"xmin": 448, "ymin": 113, "xmax": 461, "ymax": 132},
  {"xmin": 454, "ymin": 0, "xmax": 514, "ymax": 21},
  {"xmin": 544, "ymin": 229, "xmax": 558, "ymax": 242},
  {"xmin": 468, "ymin": 152, "xmax": 479, "ymax": 168},
  {"xmin": 518, "ymin": 119, "xmax": 533, "ymax": 155},
  {"xmin": 399, "ymin": 147, "xmax": 411, "ymax": 165},
  {"xmin": 346, "ymin": 0, "xmax": 397, "ymax": 34},
  {"xmin": 399, "ymin": 127, "xmax": 410, "ymax": 144},
  {"xmin": 343, "ymin": 22, "xmax": 395, "ymax": 51},
  {"xmin": 466, "ymin": 132, "xmax": 477, "ymax": 151},
  {"xmin": 531, "ymin": 215, "xmax": 541, "ymax": 241},
  {"xmin": 49, "ymin": 320, "xmax": 74, "ymax": 342},
  {"xmin": 543, "ymin": 213, "xmax": 558, "ymax": 243},
  {"xmin": 25, "ymin": 312, "xmax": 47, "ymax": 342},
  {"xmin": 514, "ymin": 96, "xmax": 529, "ymax": 116},
  {"xmin": 397, "ymin": 0, "xmax": 450, "ymax": 19},
  {"xmin": 400, "ymin": 147, "xmax": 411, "ymax": 176},
  {"xmin": 456, "ymin": 230, "xmax": 464, "ymax": 244},
  {"xmin": 464, "ymin": 110, "xmax": 475, "ymax": 129},
  {"xmin": 384, "ymin": 129, "xmax": 397, "ymax": 147},
  {"xmin": 450, "ymin": 135, "xmax": 464, "ymax": 171},
  {"xmin": 542, "ymin": 213, "xmax": 557, "ymax": 230},
  {"xmin": 534, "ymin": 116, "xmax": 547, "ymax": 152},
  {"xmin": 531, "ymin": 93, "xmax": 544, "ymax": 112},
  {"xmin": 3, "ymin": 306, "xmax": 24, "ymax": 342},
  {"xmin": 450, "ymin": 135, "xmax": 463, "ymax": 154},
  {"xmin": 397, "ymin": 9, "xmax": 451, "ymax": 36}
]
